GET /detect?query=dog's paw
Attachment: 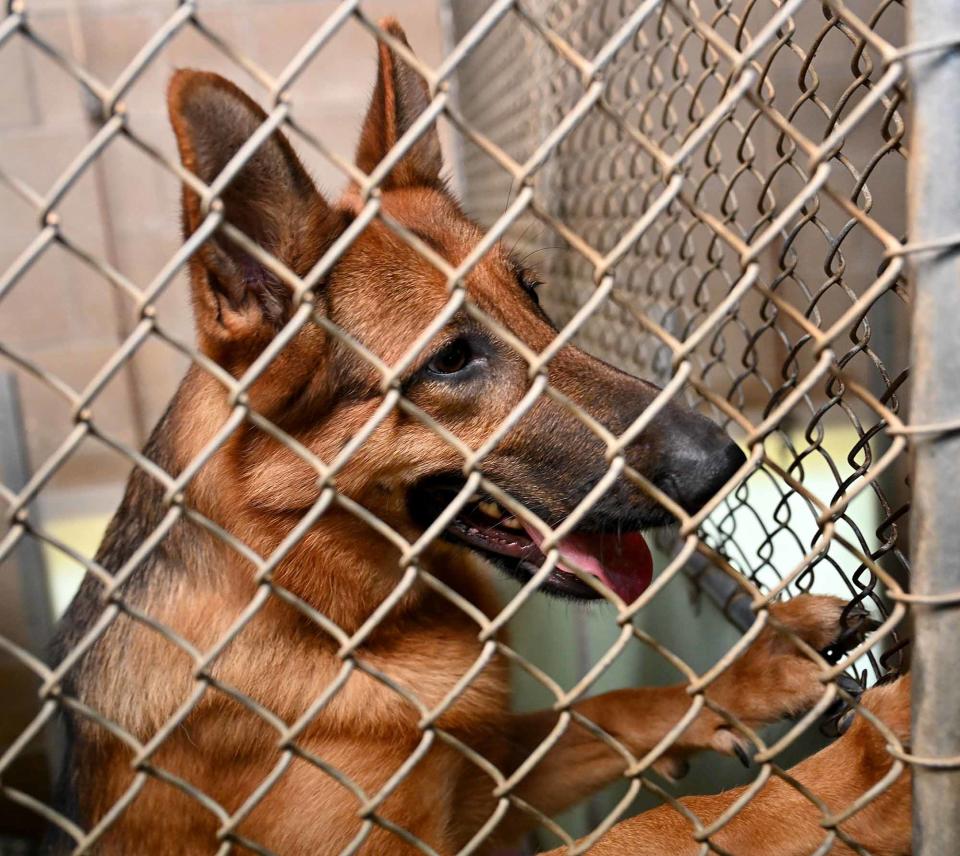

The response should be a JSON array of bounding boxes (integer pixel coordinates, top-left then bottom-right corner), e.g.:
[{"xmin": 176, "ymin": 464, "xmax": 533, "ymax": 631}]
[{"xmin": 690, "ymin": 595, "xmax": 870, "ymax": 758}]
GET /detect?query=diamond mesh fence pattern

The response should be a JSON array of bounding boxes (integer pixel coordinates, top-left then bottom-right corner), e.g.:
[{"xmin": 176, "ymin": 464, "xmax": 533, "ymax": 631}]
[
  {"xmin": 450, "ymin": 0, "xmax": 912, "ymax": 668},
  {"xmin": 0, "ymin": 0, "xmax": 944, "ymax": 853}
]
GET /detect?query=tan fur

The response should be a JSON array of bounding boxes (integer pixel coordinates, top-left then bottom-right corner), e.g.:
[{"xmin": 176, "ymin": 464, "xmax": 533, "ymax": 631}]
[
  {"xmin": 56, "ymin": 17, "xmax": 913, "ymax": 855},
  {"xmin": 553, "ymin": 677, "xmax": 912, "ymax": 856}
]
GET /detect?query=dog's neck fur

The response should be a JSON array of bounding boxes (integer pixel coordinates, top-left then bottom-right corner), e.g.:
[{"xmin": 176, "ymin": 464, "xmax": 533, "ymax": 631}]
[{"xmin": 65, "ymin": 365, "xmax": 508, "ymax": 748}]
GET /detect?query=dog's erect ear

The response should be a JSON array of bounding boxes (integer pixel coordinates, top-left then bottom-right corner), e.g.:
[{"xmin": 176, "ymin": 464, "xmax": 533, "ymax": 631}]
[
  {"xmin": 355, "ymin": 18, "xmax": 443, "ymax": 189},
  {"xmin": 167, "ymin": 70, "xmax": 341, "ymax": 352}
]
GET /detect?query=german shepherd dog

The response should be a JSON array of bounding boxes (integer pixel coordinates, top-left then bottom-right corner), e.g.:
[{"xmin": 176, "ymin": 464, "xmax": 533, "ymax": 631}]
[{"xmin": 53, "ymin": 19, "xmax": 911, "ymax": 856}]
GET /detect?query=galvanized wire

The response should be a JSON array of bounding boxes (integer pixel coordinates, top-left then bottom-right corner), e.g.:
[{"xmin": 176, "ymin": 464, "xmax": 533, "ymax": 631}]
[{"xmin": 0, "ymin": 0, "xmax": 936, "ymax": 853}]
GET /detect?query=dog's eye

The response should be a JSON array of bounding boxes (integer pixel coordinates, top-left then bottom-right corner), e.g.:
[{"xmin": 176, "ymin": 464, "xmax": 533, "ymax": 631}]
[
  {"xmin": 519, "ymin": 272, "xmax": 541, "ymax": 306},
  {"xmin": 428, "ymin": 338, "xmax": 474, "ymax": 376}
]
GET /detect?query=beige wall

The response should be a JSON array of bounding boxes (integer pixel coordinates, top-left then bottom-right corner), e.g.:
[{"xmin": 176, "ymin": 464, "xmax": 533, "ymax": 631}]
[{"xmin": 0, "ymin": 0, "xmax": 445, "ymax": 498}]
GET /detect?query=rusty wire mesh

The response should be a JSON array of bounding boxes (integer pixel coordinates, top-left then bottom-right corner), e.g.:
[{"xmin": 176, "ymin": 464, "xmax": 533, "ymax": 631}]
[{"xmin": 0, "ymin": 0, "xmax": 931, "ymax": 853}]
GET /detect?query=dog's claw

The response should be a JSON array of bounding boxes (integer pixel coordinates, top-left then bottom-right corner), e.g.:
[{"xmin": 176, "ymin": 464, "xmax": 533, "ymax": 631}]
[
  {"xmin": 733, "ymin": 743, "xmax": 751, "ymax": 768},
  {"xmin": 836, "ymin": 709, "xmax": 856, "ymax": 736},
  {"xmin": 821, "ymin": 608, "xmax": 882, "ymax": 663},
  {"xmin": 824, "ymin": 673, "xmax": 863, "ymax": 716},
  {"xmin": 822, "ymin": 673, "xmax": 866, "ymax": 736},
  {"xmin": 844, "ymin": 605, "xmax": 882, "ymax": 631},
  {"xmin": 836, "ymin": 673, "xmax": 865, "ymax": 699}
]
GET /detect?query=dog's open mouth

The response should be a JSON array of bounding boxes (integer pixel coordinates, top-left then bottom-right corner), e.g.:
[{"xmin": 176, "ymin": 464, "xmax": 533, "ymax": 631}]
[{"xmin": 409, "ymin": 481, "xmax": 654, "ymax": 602}]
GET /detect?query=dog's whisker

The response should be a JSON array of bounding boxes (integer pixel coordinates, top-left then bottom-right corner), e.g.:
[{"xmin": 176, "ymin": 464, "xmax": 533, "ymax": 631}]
[{"xmin": 517, "ymin": 245, "xmax": 565, "ymax": 269}]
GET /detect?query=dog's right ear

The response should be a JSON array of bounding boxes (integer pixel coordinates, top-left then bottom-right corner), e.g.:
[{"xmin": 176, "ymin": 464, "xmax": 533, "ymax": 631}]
[{"xmin": 167, "ymin": 70, "xmax": 342, "ymax": 358}]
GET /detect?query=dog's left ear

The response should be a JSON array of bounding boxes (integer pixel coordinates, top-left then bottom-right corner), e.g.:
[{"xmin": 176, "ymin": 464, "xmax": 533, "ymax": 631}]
[{"xmin": 355, "ymin": 18, "xmax": 443, "ymax": 189}]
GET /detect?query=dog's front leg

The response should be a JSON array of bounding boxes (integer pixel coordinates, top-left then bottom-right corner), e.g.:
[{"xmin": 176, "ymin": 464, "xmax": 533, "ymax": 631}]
[
  {"xmin": 483, "ymin": 594, "xmax": 863, "ymax": 846},
  {"xmin": 542, "ymin": 676, "xmax": 911, "ymax": 856}
]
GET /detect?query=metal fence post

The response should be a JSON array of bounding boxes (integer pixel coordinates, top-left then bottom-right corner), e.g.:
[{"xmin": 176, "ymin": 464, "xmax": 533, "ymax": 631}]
[{"xmin": 907, "ymin": 1, "xmax": 960, "ymax": 849}]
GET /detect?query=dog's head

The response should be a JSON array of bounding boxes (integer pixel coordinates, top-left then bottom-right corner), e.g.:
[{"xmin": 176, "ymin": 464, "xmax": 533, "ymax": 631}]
[{"xmin": 166, "ymin": 19, "xmax": 745, "ymax": 604}]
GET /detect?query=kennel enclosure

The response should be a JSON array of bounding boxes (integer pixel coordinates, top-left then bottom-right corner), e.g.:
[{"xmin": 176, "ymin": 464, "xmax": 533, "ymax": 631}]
[{"xmin": 0, "ymin": 0, "xmax": 958, "ymax": 852}]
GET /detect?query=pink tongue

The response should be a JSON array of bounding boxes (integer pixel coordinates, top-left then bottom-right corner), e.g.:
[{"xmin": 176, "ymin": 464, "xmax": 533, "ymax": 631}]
[{"xmin": 521, "ymin": 524, "xmax": 653, "ymax": 603}]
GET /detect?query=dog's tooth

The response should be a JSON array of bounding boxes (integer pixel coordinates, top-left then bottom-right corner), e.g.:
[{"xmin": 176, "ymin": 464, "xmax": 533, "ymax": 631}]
[
  {"xmin": 501, "ymin": 516, "xmax": 523, "ymax": 530},
  {"xmin": 478, "ymin": 500, "xmax": 503, "ymax": 519}
]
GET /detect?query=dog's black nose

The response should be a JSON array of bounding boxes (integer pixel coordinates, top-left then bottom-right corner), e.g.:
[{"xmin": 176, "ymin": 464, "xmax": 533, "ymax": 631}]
[{"xmin": 658, "ymin": 413, "xmax": 747, "ymax": 514}]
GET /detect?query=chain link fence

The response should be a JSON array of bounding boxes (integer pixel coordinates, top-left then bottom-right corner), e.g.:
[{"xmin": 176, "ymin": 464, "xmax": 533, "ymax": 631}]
[
  {"xmin": 450, "ymin": 0, "xmax": 912, "ymax": 657},
  {"xmin": 0, "ymin": 0, "xmax": 956, "ymax": 853}
]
